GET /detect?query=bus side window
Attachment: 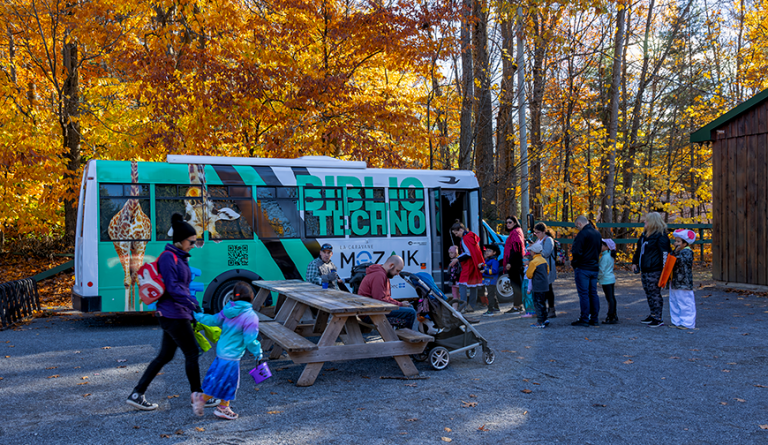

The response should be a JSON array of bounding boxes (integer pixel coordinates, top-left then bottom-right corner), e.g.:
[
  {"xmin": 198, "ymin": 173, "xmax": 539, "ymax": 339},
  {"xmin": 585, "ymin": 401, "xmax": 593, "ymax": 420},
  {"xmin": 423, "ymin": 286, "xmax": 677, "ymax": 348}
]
[
  {"xmin": 388, "ymin": 188, "xmax": 427, "ymax": 237},
  {"xmin": 155, "ymin": 185, "xmax": 204, "ymax": 240},
  {"xmin": 99, "ymin": 184, "xmax": 151, "ymax": 241},
  {"xmin": 304, "ymin": 186, "xmax": 345, "ymax": 238},
  {"xmin": 256, "ymin": 187, "xmax": 300, "ymax": 239},
  {"xmin": 347, "ymin": 187, "xmax": 387, "ymax": 237},
  {"xmin": 208, "ymin": 185, "xmax": 253, "ymax": 240}
]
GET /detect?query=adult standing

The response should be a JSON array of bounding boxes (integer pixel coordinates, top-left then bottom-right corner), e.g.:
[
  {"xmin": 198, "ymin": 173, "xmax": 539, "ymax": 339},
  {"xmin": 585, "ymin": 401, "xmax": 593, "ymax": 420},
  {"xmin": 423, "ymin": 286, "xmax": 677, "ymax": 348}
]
[
  {"xmin": 533, "ymin": 223, "xmax": 558, "ymax": 318},
  {"xmin": 306, "ymin": 243, "xmax": 342, "ymax": 289},
  {"xmin": 570, "ymin": 215, "xmax": 602, "ymax": 327},
  {"xmin": 127, "ymin": 213, "xmax": 218, "ymax": 414},
  {"xmin": 449, "ymin": 220, "xmax": 485, "ymax": 312},
  {"xmin": 502, "ymin": 216, "xmax": 526, "ymax": 313},
  {"xmin": 632, "ymin": 212, "xmax": 672, "ymax": 327}
]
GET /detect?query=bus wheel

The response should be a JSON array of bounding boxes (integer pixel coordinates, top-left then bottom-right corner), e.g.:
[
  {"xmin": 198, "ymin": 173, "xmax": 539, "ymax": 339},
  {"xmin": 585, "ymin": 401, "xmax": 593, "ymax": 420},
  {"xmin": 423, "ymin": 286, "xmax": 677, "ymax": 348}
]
[{"xmin": 211, "ymin": 280, "xmax": 241, "ymax": 313}]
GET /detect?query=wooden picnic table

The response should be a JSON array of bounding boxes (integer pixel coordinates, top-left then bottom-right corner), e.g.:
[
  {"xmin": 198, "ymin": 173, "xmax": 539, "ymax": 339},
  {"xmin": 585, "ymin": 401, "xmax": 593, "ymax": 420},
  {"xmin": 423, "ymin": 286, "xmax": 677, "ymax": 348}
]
[{"xmin": 252, "ymin": 280, "xmax": 432, "ymax": 386}]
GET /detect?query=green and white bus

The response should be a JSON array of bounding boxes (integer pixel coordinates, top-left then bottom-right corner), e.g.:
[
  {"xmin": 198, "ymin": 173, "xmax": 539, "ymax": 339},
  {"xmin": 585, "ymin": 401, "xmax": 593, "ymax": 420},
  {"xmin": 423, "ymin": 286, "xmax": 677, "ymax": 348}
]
[{"xmin": 72, "ymin": 155, "xmax": 497, "ymax": 313}]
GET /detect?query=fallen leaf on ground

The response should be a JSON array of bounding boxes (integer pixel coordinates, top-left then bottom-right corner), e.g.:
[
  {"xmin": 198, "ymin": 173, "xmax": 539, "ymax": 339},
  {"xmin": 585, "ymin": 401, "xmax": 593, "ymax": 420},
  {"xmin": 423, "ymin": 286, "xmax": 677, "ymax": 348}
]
[
  {"xmin": 521, "ymin": 389, "xmax": 533, "ymax": 394},
  {"xmin": 500, "ymin": 350, "xmax": 515, "ymax": 353},
  {"xmin": 760, "ymin": 425, "xmax": 768, "ymax": 430},
  {"xmin": 117, "ymin": 359, "xmax": 127, "ymax": 362},
  {"xmin": 516, "ymin": 356, "xmax": 525, "ymax": 360},
  {"xmin": 532, "ymin": 382, "xmax": 541, "ymax": 385},
  {"xmin": 523, "ymin": 411, "xmax": 528, "ymax": 415},
  {"xmin": 270, "ymin": 392, "xmax": 277, "ymax": 395},
  {"xmin": 133, "ymin": 426, "xmax": 140, "ymax": 429},
  {"xmin": 167, "ymin": 395, "xmax": 179, "ymax": 399},
  {"xmin": 469, "ymin": 394, "xmax": 477, "ymax": 398},
  {"xmin": 720, "ymin": 402, "xmax": 727, "ymax": 405},
  {"xmin": 525, "ymin": 346, "xmax": 531, "ymax": 349},
  {"xmin": 727, "ymin": 362, "xmax": 737, "ymax": 365},
  {"xmin": 267, "ymin": 411, "xmax": 282, "ymax": 414},
  {"xmin": 444, "ymin": 427, "xmax": 451, "ymax": 432},
  {"xmin": 623, "ymin": 360, "xmax": 634, "ymax": 364},
  {"xmin": 195, "ymin": 427, "xmax": 205, "ymax": 432},
  {"xmin": 593, "ymin": 404, "xmax": 606, "ymax": 407},
  {"xmin": 461, "ymin": 401, "xmax": 478, "ymax": 408},
  {"xmin": 160, "ymin": 434, "xmax": 170, "ymax": 438},
  {"xmin": 357, "ymin": 408, "xmax": 365, "ymax": 411},
  {"xmin": 326, "ymin": 368, "xmax": 337, "ymax": 371},
  {"xmin": 77, "ymin": 382, "xmax": 88, "ymax": 386},
  {"xmin": 47, "ymin": 375, "xmax": 59, "ymax": 378},
  {"xmin": 623, "ymin": 355, "xmax": 633, "ymax": 357},
  {"xmin": 735, "ymin": 398, "xmax": 746, "ymax": 402},
  {"xmin": 175, "ymin": 430, "xmax": 184, "ymax": 435},
  {"xmin": 405, "ymin": 383, "xmax": 417, "ymax": 387},
  {"xmin": 83, "ymin": 393, "xmax": 91, "ymax": 397},
  {"xmin": 81, "ymin": 376, "xmax": 88, "ymax": 380},
  {"xmin": 523, "ymin": 379, "xmax": 529, "ymax": 382},
  {"xmin": 101, "ymin": 346, "xmax": 111, "ymax": 349},
  {"xmin": 549, "ymin": 359, "xmax": 556, "ymax": 362},
  {"xmin": 45, "ymin": 366, "xmax": 57, "ymax": 369},
  {"xmin": 722, "ymin": 370, "xmax": 731, "ymax": 372},
  {"xmin": 287, "ymin": 379, "xmax": 294, "ymax": 383},
  {"xmin": 406, "ymin": 418, "xmax": 418, "ymax": 422},
  {"xmin": 441, "ymin": 437, "xmax": 452, "ymax": 442},
  {"xmin": 755, "ymin": 384, "xmax": 768, "ymax": 388},
  {"xmin": 478, "ymin": 424, "xmax": 489, "ymax": 431}
]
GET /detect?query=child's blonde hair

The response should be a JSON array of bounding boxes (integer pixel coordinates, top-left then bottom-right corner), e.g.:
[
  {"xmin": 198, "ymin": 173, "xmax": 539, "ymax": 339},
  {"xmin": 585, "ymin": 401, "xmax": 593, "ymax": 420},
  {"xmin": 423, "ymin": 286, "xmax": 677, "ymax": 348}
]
[
  {"xmin": 643, "ymin": 212, "xmax": 667, "ymax": 237},
  {"xmin": 448, "ymin": 245, "xmax": 458, "ymax": 255}
]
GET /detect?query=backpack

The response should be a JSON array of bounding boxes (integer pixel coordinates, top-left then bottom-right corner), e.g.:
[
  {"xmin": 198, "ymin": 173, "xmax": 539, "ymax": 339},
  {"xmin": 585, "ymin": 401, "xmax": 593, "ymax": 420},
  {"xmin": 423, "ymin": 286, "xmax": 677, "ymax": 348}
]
[
  {"xmin": 137, "ymin": 251, "xmax": 177, "ymax": 305},
  {"xmin": 549, "ymin": 237, "xmax": 564, "ymax": 265}
]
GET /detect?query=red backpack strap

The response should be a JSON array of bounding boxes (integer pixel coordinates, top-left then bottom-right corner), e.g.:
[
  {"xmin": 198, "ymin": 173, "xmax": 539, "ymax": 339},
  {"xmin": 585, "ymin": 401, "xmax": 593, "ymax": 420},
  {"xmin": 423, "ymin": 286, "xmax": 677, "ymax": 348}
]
[{"xmin": 157, "ymin": 251, "xmax": 178, "ymax": 264}]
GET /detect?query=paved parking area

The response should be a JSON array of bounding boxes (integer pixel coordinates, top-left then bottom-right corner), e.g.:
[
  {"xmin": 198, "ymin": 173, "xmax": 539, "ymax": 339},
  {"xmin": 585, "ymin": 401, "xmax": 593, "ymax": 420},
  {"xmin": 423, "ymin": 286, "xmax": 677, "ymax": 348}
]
[{"xmin": 2, "ymin": 271, "xmax": 768, "ymax": 444}]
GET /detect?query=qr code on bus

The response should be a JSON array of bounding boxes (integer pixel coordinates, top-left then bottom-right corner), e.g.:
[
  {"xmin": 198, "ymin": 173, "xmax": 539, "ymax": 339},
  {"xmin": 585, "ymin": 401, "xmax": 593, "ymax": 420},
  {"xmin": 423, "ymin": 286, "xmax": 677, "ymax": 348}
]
[{"xmin": 228, "ymin": 245, "xmax": 249, "ymax": 266}]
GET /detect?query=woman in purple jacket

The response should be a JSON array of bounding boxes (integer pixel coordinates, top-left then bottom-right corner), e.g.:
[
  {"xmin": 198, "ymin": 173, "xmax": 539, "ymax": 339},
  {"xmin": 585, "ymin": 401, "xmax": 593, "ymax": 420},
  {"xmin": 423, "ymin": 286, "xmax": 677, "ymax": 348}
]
[{"xmin": 127, "ymin": 213, "xmax": 218, "ymax": 415}]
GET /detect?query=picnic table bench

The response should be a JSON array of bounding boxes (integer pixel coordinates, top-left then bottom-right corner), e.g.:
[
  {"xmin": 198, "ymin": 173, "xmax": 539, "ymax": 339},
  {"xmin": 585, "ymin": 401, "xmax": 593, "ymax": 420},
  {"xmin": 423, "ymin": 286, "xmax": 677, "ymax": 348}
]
[{"xmin": 252, "ymin": 280, "xmax": 433, "ymax": 386}]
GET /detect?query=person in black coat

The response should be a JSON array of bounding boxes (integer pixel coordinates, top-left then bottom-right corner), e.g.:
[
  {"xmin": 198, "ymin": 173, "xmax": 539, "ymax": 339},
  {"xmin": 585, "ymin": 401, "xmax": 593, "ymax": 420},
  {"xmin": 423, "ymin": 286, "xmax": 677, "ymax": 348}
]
[
  {"xmin": 570, "ymin": 215, "xmax": 603, "ymax": 326},
  {"xmin": 632, "ymin": 212, "xmax": 672, "ymax": 327}
]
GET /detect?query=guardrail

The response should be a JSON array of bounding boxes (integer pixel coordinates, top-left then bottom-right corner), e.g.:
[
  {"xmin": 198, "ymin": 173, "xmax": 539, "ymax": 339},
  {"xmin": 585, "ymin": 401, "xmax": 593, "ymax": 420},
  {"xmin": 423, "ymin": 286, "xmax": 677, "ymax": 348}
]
[{"xmin": 0, "ymin": 278, "xmax": 41, "ymax": 330}]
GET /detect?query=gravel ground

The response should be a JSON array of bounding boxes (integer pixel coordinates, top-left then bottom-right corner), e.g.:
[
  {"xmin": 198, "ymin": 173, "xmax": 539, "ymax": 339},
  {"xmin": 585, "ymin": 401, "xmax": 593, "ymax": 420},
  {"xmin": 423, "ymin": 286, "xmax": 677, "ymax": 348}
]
[{"xmin": 2, "ymin": 271, "xmax": 768, "ymax": 444}]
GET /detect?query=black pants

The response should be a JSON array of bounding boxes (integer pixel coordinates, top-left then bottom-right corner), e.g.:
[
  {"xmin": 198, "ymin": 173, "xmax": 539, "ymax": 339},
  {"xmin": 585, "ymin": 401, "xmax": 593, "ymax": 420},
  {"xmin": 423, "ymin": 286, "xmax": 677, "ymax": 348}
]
[
  {"xmin": 134, "ymin": 317, "xmax": 202, "ymax": 394},
  {"xmin": 544, "ymin": 283, "xmax": 555, "ymax": 309},
  {"xmin": 602, "ymin": 283, "xmax": 617, "ymax": 319},
  {"xmin": 533, "ymin": 291, "xmax": 548, "ymax": 324},
  {"xmin": 485, "ymin": 284, "xmax": 499, "ymax": 311}
]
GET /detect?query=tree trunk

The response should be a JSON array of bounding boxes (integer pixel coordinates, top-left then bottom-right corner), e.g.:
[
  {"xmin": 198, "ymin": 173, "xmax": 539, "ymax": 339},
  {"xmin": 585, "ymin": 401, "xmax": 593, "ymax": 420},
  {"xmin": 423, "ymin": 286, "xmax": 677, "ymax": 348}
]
[
  {"xmin": 458, "ymin": 0, "xmax": 474, "ymax": 170},
  {"xmin": 496, "ymin": 12, "xmax": 516, "ymax": 219},
  {"xmin": 602, "ymin": 6, "xmax": 625, "ymax": 223},
  {"xmin": 472, "ymin": 0, "xmax": 494, "ymax": 218},
  {"xmin": 62, "ymin": 38, "xmax": 81, "ymax": 246},
  {"xmin": 529, "ymin": 12, "xmax": 547, "ymax": 220}
]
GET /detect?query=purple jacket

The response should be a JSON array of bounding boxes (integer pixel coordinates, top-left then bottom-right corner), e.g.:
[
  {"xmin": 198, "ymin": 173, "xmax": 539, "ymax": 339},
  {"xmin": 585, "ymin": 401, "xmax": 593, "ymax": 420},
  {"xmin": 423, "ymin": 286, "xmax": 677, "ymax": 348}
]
[{"xmin": 155, "ymin": 244, "xmax": 199, "ymax": 320}]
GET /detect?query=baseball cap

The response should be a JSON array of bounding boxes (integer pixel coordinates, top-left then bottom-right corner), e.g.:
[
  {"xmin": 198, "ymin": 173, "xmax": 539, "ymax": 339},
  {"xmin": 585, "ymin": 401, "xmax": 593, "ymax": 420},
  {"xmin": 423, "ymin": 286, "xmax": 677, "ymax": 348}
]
[{"xmin": 320, "ymin": 243, "xmax": 333, "ymax": 251}]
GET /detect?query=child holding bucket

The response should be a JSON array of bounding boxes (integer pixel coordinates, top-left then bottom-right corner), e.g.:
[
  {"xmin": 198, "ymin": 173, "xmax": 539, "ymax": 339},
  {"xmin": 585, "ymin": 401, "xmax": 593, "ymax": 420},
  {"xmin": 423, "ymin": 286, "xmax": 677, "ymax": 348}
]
[{"xmin": 194, "ymin": 281, "xmax": 262, "ymax": 420}]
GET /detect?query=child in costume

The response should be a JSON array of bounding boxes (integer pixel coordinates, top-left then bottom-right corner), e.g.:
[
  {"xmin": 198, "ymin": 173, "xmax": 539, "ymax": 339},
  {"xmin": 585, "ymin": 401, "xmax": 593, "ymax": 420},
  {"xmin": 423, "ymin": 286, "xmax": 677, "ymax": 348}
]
[
  {"xmin": 670, "ymin": 229, "xmax": 696, "ymax": 329},
  {"xmin": 526, "ymin": 242, "xmax": 551, "ymax": 328},
  {"xmin": 520, "ymin": 253, "xmax": 536, "ymax": 318},
  {"xmin": 194, "ymin": 282, "xmax": 262, "ymax": 420},
  {"xmin": 598, "ymin": 238, "xmax": 618, "ymax": 324},
  {"xmin": 447, "ymin": 245, "xmax": 463, "ymax": 310}
]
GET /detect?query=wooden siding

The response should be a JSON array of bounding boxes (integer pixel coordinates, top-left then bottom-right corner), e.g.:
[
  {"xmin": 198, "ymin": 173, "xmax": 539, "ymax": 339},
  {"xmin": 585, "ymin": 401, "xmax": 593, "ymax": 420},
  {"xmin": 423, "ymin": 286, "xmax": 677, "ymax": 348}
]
[{"xmin": 712, "ymin": 100, "xmax": 768, "ymax": 285}]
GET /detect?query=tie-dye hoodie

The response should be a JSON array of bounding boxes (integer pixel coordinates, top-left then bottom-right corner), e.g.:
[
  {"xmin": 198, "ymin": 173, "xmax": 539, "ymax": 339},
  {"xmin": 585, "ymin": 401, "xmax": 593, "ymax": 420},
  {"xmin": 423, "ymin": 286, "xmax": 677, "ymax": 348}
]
[{"xmin": 194, "ymin": 301, "xmax": 261, "ymax": 360}]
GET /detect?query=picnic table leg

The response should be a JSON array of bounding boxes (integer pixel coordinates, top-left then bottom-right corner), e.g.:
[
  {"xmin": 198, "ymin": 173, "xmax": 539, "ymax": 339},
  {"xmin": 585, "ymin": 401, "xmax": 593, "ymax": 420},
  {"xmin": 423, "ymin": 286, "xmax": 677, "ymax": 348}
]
[
  {"xmin": 252, "ymin": 287, "xmax": 271, "ymax": 311},
  {"xmin": 269, "ymin": 301, "xmax": 308, "ymax": 360},
  {"xmin": 368, "ymin": 314, "xmax": 419, "ymax": 377},
  {"xmin": 296, "ymin": 315, "xmax": 347, "ymax": 387}
]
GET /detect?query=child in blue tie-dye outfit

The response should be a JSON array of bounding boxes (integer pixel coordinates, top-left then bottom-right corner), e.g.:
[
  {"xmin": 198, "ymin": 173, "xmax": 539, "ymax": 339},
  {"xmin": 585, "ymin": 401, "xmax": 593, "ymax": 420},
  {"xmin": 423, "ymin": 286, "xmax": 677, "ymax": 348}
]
[{"xmin": 194, "ymin": 281, "xmax": 262, "ymax": 420}]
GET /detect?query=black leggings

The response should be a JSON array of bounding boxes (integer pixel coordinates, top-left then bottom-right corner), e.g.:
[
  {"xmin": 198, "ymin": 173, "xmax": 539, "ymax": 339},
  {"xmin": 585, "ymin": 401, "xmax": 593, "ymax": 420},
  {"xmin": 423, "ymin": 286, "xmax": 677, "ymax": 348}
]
[
  {"xmin": 545, "ymin": 283, "xmax": 555, "ymax": 309},
  {"xmin": 134, "ymin": 317, "xmax": 201, "ymax": 394},
  {"xmin": 602, "ymin": 283, "xmax": 617, "ymax": 318}
]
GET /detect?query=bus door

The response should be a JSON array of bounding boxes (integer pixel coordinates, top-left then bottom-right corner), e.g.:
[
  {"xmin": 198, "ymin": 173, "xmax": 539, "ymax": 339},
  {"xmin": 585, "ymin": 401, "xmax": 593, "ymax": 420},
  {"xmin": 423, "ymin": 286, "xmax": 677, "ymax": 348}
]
[{"xmin": 428, "ymin": 188, "xmax": 444, "ymax": 289}]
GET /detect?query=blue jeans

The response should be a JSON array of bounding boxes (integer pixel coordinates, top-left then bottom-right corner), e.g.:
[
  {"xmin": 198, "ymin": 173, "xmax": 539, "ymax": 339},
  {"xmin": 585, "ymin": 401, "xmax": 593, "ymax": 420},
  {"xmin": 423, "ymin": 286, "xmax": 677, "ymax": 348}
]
[
  {"xmin": 387, "ymin": 306, "xmax": 417, "ymax": 330},
  {"xmin": 574, "ymin": 268, "xmax": 600, "ymax": 322}
]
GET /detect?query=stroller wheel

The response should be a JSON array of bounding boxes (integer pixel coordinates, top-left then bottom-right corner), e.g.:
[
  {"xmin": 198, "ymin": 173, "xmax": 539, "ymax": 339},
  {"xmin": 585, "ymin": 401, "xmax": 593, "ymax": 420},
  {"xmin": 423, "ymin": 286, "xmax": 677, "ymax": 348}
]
[
  {"xmin": 429, "ymin": 347, "xmax": 450, "ymax": 370},
  {"xmin": 483, "ymin": 348, "xmax": 496, "ymax": 365},
  {"xmin": 465, "ymin": 347, "xmax": 478, "ymax": 359},
  {"xmin": 412, "ymin": 350, "xmax": 429, "ymax": 362}
]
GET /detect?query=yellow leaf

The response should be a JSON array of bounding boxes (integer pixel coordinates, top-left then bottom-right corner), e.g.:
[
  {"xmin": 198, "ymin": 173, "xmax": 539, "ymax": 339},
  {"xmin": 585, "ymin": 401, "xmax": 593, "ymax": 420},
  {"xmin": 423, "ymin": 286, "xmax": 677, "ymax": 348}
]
[{"xmin": 441, "ymin": 438, "xmax": 452, "ymax": 442}]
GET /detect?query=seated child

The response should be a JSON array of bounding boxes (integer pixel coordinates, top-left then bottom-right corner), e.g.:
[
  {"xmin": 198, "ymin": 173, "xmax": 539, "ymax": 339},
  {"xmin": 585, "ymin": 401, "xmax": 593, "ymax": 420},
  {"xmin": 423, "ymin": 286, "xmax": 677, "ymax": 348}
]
[
  {"xmin": 481, "ymin": 245, "xmax": 501, "ymax": 316},
  {"xmin": 670, "ymin": 229, "xmax": 696, "ymax": 329}
]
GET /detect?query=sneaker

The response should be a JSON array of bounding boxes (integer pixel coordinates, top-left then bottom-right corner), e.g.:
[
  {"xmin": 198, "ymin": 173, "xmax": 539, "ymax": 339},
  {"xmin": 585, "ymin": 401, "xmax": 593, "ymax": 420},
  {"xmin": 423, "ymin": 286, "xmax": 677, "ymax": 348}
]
[
  {"xmin": 214, "ymin": 405, "xmax": 239, "ymax": 420},
  {"xmin": 465, "ymin": 306, "xmax": 475, "ymax": 313},
  {"xmin": 543, "ymin": 320, "xmax": 550, "ymax": 327},
  {"xmin": 604, "ymin": 317, "xmax": 619, "ymax": 325},
  {"xmin": 648, "ymin": 319, "xmax": 665, "ymax": 328},
  {"xmin": 191, "ymin": 392, "xmax": 205, "ymax": 417},
  {"xmin": 191, "ymin": 397, "xmax": 223, "ymax": 408},
  {"xmin": 530, "ymin": 323, "xmax": 546, "ymax": 329},
  {"xmin": 676, "ymin": 325, "xmax": 689, "ymax": 330},
  {"xmin": 571, "ymin": 320, "xmax": 590, "ymax": 327},
  {"xmin": 521, "ymin": 313, "xmax": 534, "ymax": 318},
  {"xmin": 482, "ymin": 310, "xmax": 496, "ymax": 317},
  {"xmin": 505, "ymin": 307, "xmax": 521, "ymax": 314},
  {"xmin": 547, "ymin": 308, "xmax": 557, "ymax": 318},
  {"xmin": 127, "ymin": 392, "xmax": 158, "ymax": 411},
  {"xmin": 641, "ymin": 316, "xmax": 654, "ymax": 324},
  {"xmin": 588, "ymin": 320, "xmax": 600, "ymax": 326}
]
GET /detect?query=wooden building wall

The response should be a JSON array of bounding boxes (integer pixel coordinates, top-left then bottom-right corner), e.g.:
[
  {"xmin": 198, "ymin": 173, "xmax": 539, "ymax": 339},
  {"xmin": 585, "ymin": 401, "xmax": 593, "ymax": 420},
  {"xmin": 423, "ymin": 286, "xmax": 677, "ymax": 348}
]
[{"xmin": 711, "ymin": 100, "xmax": 768, "ymax": 286}]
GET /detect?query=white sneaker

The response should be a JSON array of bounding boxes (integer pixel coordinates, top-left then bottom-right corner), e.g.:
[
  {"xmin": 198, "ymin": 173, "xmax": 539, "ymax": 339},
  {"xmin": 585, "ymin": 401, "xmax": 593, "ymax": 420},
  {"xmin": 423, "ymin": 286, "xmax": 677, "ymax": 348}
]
[{"xmin": 191, "ymin": 392, "xmax": 205, "ymax": 416}]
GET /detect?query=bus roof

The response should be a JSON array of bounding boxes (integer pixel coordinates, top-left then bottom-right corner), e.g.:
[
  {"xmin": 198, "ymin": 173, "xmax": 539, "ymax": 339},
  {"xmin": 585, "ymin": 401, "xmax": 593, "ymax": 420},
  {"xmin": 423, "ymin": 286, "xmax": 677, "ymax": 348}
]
[{"xmin": 167, "ymin": 155, "xmax": 367, "ymax": 169}]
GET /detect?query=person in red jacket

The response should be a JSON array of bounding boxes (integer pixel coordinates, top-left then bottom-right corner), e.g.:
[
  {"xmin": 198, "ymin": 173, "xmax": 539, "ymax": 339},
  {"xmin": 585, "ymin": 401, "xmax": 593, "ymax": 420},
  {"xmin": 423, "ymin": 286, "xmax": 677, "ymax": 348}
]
[
  {"xmin": 357, "ymin": 255, "xmax": 416, "ymax": 330},
  {"xmin": 502, "ymin": 216, "xmax": 526, "ymax": 313},
  {"xmin": 449, "ymin": 220, "xmax": 485, "ymax": 313}
]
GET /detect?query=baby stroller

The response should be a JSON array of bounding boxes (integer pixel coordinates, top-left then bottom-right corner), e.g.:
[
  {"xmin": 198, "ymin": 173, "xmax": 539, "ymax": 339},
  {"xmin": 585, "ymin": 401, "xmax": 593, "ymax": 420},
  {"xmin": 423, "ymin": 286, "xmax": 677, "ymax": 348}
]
[{"xmin": 400, "ymin": 271, "xmax": 495, "ymax": 370}]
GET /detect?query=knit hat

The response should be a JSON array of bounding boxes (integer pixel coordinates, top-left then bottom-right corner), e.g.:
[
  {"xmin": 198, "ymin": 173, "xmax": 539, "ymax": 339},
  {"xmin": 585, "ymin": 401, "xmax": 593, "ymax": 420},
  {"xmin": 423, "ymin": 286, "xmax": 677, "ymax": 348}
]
[
  {"xmin": 171, "ymin": 213, "xmax": 197, "ymax": 244},
  {"xmin": 528, "ymin": 242, "xmax": 543, "ymax": 254},
  {"xmin": 673, "ymin": 229, "xmax": 697, "ymax": 245},
  {"xmin": 602, "ymin": 238, "xmax": 616, "ymax": 251}
]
